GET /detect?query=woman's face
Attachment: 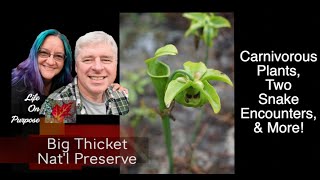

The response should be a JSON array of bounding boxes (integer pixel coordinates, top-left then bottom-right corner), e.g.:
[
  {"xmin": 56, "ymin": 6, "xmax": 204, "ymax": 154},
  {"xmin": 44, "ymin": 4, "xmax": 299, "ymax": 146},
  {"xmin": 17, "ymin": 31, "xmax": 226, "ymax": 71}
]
[{"xmin": 38, "ymin": 35, "xmax": 65, "ymax": 82}]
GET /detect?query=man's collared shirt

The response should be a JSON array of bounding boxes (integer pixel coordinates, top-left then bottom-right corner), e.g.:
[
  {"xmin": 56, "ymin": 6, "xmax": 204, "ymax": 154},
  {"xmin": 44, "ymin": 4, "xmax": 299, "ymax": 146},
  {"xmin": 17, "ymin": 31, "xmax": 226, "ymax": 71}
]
[{"xmin": 40, "ymin": 76, "xmax": 129, "ymax": 123}]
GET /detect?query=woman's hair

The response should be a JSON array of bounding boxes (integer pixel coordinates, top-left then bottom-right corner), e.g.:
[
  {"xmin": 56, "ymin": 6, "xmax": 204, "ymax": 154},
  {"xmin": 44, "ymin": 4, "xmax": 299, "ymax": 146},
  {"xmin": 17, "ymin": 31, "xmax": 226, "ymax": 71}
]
[
  {"xmin": 74, "ymin": 31, "xmax": 118, "ymax": 60},
  {"xmin": 11, "ymin": 29, "xmax": 73, "ymax": 95}
]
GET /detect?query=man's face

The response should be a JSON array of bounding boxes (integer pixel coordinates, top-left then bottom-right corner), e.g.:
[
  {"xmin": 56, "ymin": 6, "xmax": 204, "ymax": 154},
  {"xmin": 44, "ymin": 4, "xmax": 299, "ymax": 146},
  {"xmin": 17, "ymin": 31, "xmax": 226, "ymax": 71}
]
[{"xmin": 75, "ymin": 43, "xmax": 117, "ymax": 97}]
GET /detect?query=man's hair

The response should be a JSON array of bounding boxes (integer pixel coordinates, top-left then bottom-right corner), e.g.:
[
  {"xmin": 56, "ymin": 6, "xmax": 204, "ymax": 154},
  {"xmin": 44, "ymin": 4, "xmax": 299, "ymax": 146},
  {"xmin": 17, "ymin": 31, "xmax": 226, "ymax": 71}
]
[
  {"xmin": 11, "ymin": 29, "xmax": 73, "ymax": 95},
  {"xmin": 74, "ymin": 31, "xmax": 118, "ymax": 61}
]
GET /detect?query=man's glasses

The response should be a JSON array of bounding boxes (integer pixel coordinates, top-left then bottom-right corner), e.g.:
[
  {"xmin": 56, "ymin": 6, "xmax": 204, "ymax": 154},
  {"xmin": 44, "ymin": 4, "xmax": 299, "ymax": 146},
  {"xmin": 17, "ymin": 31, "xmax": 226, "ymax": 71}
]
[{"xmin": 38, "ymin": 50, "xmax": 66, "ymax": 62}]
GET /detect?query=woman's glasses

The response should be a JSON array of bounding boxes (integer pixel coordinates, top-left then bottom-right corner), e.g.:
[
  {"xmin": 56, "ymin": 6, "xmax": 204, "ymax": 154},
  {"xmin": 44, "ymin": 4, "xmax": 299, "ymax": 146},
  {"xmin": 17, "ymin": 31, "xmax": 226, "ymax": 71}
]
[{"xmin": 38, "ymin": 50, "xmax": 66, "ymax": 62}]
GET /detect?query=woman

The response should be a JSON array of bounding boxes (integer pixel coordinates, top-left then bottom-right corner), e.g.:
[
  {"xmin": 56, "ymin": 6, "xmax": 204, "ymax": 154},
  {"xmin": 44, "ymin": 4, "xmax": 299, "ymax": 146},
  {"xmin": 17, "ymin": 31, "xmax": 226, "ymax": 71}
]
[{"xmin": 11, "ymin": 29, "xmax": 73, "ymax": 115}]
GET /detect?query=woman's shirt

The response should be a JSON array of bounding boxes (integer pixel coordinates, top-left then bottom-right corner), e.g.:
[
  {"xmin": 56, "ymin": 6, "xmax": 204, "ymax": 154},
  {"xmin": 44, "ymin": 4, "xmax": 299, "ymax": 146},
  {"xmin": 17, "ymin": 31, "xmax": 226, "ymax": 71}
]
[{"xmin": 11, "ymin": 79, "xmax": 47, "ymax": 116}]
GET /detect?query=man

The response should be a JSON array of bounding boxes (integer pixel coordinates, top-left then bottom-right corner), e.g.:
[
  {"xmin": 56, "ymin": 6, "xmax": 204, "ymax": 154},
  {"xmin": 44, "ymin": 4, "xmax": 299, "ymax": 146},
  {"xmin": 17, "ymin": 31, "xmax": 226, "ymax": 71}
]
[{"xmin": 40, "ymin": 31, "xmax": 129, "ymax": 122}]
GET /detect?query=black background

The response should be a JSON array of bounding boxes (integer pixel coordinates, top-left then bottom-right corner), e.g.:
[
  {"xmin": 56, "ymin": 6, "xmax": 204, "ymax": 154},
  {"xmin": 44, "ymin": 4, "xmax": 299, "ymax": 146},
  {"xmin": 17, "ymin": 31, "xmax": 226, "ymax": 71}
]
[
  {"xmin": 235, "ymin": 4, "xmax": 319, "ymax": 176},
  {"xmin": 1, "ymin": 1, "xmax": 319, "ymax": 177}
]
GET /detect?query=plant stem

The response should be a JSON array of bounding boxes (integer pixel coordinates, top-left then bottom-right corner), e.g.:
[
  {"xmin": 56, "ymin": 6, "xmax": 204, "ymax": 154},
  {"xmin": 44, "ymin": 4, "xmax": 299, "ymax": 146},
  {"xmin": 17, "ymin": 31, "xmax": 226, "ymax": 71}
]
[
  {"xmin": 192, "ymin": 109, "xmax": 202, "ymax": 142},
  {"xmin": 159, "ymin": 100, "xmax": 174, "ymax": 173},
  {"xmin": 204, "ymin": 45, "xmax": 209, "ymax": 65},
  {"xmin": 162, "ymin": 115, "xmax": 174, "ymax": 173}
]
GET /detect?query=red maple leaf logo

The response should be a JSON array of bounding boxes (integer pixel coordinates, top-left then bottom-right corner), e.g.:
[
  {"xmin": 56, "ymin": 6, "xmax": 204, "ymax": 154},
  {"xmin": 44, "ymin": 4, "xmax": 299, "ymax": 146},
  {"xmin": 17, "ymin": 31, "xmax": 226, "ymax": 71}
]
[{"xmin": 52, "ymin": 102, "xmax": 73, "ymax": 123}]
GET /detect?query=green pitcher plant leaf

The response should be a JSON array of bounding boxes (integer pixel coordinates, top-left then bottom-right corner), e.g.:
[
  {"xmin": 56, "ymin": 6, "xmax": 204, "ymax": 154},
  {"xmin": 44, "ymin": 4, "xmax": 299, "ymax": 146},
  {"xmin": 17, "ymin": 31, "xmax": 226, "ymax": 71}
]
[
  {"xmin": 165, "ymin": 78, "xmax": 193, "ymax": 108},
  {"xmin": 200, "ymin": 81, "xmax": 221, "ymax": 113},
  {"xmin": 182, "ymin": 13, "xmax": 206, "ymax": 22},
  {"xmin": 184, "ymin": 21, "xmax": 203, "ymax": 37},
  {"xmin": 145, "ymin": 44, "xmax": 178, "ymax": 109},
  {"xmin": 154, "ymin": 44, "xmax": 179, "ymax": 58},
  {"xmin": 183, "ymin": 61, "xmax": 207, "ymax": 79},
  {"xmin": 164, "ymin": 61, "xmax": 233, "ymax": 113},
  {"xmin": 202, "ymin": 69, "xmax": 234, "ymax": 86},
  {"xmin": 183, "ymin": 12, "xmax": 231, "ymax": 47},
  {"xmin": 209, "ymin": 16, "xmax": 231, "ymax": 28},
  {"xmin": 203, "ymin": 25, "xmax": 214, "ymax": 47}
]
